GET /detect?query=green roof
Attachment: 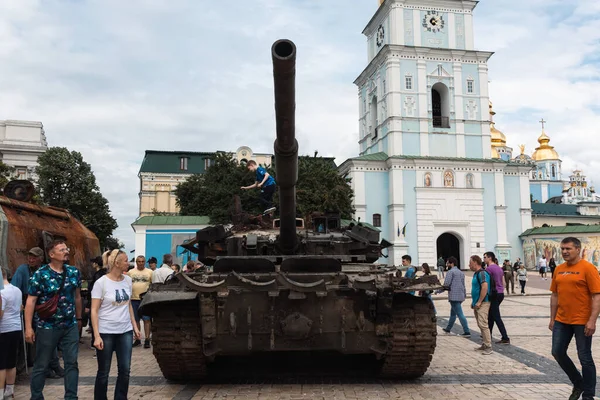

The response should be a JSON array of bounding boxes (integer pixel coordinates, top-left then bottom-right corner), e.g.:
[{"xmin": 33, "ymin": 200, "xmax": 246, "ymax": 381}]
[
  {"xmin": 521, "ymin": 225, "xmax": 600, "ymax": 237},
  {"xmin": 139, "ymin": 150, "xmax": 214, "ymax": 174},
  {"xmin": 532, "ymin": 203, "xmax": 579, "ymax": 216},
  {"xmin": 351, "ymin": 152, "xmax": 511, "ymax": 163},
  {"xmin": 353, "ymin": 152, "xmax": 389, "ymax": 161},
  {"xmin": 132, "ymin": 215, "xmax": 211, "ymax": 226}
]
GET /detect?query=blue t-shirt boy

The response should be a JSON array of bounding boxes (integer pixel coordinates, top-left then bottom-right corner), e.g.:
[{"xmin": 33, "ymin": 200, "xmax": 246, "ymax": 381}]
[
  {"xmin": 256, "ymin": 167, "xmax": 275, "ymax": 187},
  {"xmin": 471, "ymin": 270, "xmax": 491, "ymax": 307}
]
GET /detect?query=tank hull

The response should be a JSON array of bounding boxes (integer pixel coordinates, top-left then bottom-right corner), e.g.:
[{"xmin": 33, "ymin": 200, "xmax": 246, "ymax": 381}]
[{"xmin": 140, "ymin": 270, "xmax": 440, "ymax": 381}]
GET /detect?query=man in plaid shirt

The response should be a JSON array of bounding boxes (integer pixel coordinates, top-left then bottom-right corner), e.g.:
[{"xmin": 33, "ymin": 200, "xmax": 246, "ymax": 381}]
[{"xmin": 439, "ymin": 257, "xmax": 471, "ymax": 337}]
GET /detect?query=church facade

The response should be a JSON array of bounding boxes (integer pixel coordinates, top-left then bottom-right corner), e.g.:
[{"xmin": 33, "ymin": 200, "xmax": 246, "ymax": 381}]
[{"xmin": 338, "ymin": 0, "xmax": 533, "ymax": 267}]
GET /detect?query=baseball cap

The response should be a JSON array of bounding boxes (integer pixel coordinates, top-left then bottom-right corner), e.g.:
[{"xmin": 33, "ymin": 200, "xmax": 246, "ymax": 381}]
[
  {"xmin": 28, "ymin": 247, "xmax": 44, "ymax": 258},
  {"xmin": 90, "ymin": 256, "xmax": 103, "ymax": 266}
]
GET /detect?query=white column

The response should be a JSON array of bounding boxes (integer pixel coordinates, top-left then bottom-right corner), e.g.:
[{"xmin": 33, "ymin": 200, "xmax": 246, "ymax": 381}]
[
  {"xmin": 134, "ymin": 226, "xmax": 147, "ymax": 259},
  {"xmin": 413, "ymin": 9, "xmax": 422, "ymax": 47},
  {"xmin": 390, "ymin": 5, "xmax": 404, "ymax": 45},
  {"xmin": 541, "ymin": 182, "xmax": 549, "ymax": 203},
  {"xmin": 448, "ymin": 12, "xmax": 456, "ymax": 49},
  {"xmin": 454, "ymin": 62, "xmax": 465, "ymax": 157},
  {"xmin": 520, "ymin": 174, "xmax": 533, "ymax": 231},
  {"xmin": 352, "ymin": 168, "xmax": 367, "ymax": 222},
  {"xmin": 417, "ymin": 59, "xmax": 429, "ymax": 156},
  {"xmin": 494, "ymin": 171, "xmax": 510, "ymax": 246},
  {"xmin": 464, "ymin": 13, "xmax": 474, "ymax": 50}
]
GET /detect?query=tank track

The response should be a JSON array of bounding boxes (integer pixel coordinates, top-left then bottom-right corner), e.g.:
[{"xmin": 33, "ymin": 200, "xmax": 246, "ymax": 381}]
[
  {"xmin": 151, "ymin": 301, "xmax": 207, "ymax": 381},
  {"xmin": 379, "ymin": 294, "xmax": 437, "ymax": 379}
]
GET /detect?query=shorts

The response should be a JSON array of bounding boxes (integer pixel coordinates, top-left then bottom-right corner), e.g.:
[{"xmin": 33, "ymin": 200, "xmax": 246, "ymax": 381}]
[
  {"xmin": 0, "ymin": 330, "xmax": 20, "ymax": 369},
  {"xmin": 131, "ymin": 300, "xmax": 151, "ymax": 322},
  {"xmin": 540, "ymin": 267, "xmax": 546, "ymax": 274}
]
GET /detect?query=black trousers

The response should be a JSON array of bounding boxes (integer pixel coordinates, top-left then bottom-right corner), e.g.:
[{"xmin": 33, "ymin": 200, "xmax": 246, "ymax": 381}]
[
  {"xmin": 259, "ymin": 184, "xmax": 276, "ymax": 209},
  {"xmin": 488, "ymin": 293, "xmax": 509, "ymax": 341},
  {"xmin": 520, "ymin": 280, "xmax": 526, "ymax": 293}
]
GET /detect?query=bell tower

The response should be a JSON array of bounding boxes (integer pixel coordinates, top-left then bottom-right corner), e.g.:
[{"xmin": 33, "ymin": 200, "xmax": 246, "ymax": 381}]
[{"xmin": 356, "ymin": 0, "xmax": 493, "ymax": 159}]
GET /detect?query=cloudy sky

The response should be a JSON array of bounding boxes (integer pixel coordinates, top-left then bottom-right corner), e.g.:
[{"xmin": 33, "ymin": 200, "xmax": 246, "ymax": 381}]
[{"xmin": 1, "ymin": 0, "xmax": 599, "ymax": 252}]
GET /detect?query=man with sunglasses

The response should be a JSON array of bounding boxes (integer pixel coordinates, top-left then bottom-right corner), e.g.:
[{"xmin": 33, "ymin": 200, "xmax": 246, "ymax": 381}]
[{"xmin": 24, "ymin": 240, "xmax": 82, "ymax": 400}]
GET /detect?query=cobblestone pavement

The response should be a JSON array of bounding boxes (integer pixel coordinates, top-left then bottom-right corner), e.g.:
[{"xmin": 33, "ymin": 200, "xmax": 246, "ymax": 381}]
[{"xmin": 12, "ymin": 281, "xmax": 598, "ymax": 400}]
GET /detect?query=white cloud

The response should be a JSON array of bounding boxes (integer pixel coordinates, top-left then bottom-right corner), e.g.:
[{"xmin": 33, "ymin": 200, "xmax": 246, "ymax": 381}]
[{"xmin": 0, "ymin": 0, "xmax": 598, "ymax": 251}]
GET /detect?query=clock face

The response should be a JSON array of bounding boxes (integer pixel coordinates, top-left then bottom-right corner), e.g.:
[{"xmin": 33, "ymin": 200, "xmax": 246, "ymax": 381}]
[
  {"xmin": 422, "ymin": 10, "xmax": 445, "ymax": 33},
  {"xmin": 376, "ymin": 25, "xmax": 385, "ymax": 47}
]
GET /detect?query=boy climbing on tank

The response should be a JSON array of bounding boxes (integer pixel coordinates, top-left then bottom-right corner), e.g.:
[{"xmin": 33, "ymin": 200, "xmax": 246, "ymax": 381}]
[{"xmin": 241, "ymin": 160, "xmax": 277, "ymax": 214}]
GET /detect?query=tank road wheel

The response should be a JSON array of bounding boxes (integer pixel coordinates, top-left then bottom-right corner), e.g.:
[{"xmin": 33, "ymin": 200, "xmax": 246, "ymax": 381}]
[
  {"xmin": 379, "ymin": 294, "xmax": 437, "ymax": 379},
  {"xmin": 151, "ymin": 302, "xmax": 207, "ymax": 381}
]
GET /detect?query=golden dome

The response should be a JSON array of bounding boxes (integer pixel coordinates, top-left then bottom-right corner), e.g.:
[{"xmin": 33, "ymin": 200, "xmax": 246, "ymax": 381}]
[
  {"xmin": 491, "ymin": 146, "xmax": 500, "ymax": 159},
  {"xmin": 532, "ymin": 129, "xmax": 560, "ymax": 161},
  {"xmin": 489, "ymin": 101, "xmax": 506, "ymax": 159}
]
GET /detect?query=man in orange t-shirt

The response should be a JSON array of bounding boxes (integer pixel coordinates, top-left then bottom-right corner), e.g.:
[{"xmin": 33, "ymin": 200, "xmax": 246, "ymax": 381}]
[{"xmin": 549, "ymin": 237, "xmax": 600, "ymax": 400}]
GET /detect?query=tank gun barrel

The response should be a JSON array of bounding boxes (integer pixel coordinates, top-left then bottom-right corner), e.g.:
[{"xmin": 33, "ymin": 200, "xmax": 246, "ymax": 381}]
[{"xmin": 272, "ymin": 39, "xmax": 298, "ymax": 255}]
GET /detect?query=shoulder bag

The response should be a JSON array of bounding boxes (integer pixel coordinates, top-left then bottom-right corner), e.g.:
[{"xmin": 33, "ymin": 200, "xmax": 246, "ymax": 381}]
[{"xmin": 35, "ymin": 268, "xmax": 67, "ymax": 320}]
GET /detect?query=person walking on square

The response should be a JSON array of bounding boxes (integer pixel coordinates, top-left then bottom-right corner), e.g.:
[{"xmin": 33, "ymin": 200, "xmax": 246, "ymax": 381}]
[
  {"xmin": 241, "ymin": 160, "xmax": 277, "ymax": 214},
  {"xmin": 152, "ymin": 254, "xmax": 174, "ymax": 284},
  {"xmin": 539, "ymin": 255, "xmax": 547, "ymax": 279},
  {"xmin": 436, "ymin": 256, "xmax": 445, "ymax": 279},
  {"xmin": 11, "ymin": 247, "xmax": 64, "ymax": 378},
  {"xmin": 91, "ymin": 249, "xmax": 141, "ymax": 400},
  {"xmin": 438, "ymin": 257, "xmax": 470, "ymax": 337},
  {"xmin": 0, "ymin": 265, "xmax": 22, "ymax": 399},
  {"xmin": 469, "ymin": 255, "xmax": 492, "ymax": 355},
  {"xmin": 502, "ymin": 259, "xmax": 515, "ymax": 295},
  {"xmin": 517, "ymin": 264, "xmax": 528, "ymax": 295},
  {"xmin": 549, "ymin": 237, "xmax": 600, "ymax": 400},
  {"xmin": 25, "ymin": 240, "xmax": 83, "ymax": 400},
  {"xmin": 126, "ymin": 255, "xmax": 153, "ymax": 349},
  {"xmin": 549, "ymin": 257, "xmax": 557, "ymax": 278},
  {"xmin": 484, "ymin": 252, "xmax": 510, "ymax": 345}
]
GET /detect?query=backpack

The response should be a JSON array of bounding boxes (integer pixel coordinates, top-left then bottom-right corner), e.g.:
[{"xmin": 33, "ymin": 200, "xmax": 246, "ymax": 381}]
[{"xmin": 476, "ymin": 270, "xmax": 498, "ymax": 300}]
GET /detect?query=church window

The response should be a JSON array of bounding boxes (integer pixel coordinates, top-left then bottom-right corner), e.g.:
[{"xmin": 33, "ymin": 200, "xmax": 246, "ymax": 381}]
[
  {"xmin": 405, "ymin": 76, "xmax": 413, "ymax": 90},
  {"xmin": 444, "ymin": 170, "xmax": 455, "ymax": 187},
  {"xmin": 467, "ymin": 79, "xmax": 474, "ymax": 94},
  {"xmin": 373, "ymin": 214, "xmax": 382, "ymax": 227},
  {"xmin": 179, "ymin": 157, "xmax": 188, "ymax": 171},
  {"xmin": 383, "ymin": 79, "xmax": 386, "ymax": 93},
  {"xmin": 432, "ymin": 82, "xmax": 450, "ymax": 128},
  {"xmin": 551, "ymin": 164, "xmax": 556, "ymax": 178},
  {"xmin": 370, "ymin": 96, "xmax": 378, "ymax": 139}
]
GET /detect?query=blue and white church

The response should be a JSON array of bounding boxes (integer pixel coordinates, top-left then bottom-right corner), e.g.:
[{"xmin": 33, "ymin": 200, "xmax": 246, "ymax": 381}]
[{"xmin": 339, "ymin": 0, "xmax": 533, "ymax": 267}]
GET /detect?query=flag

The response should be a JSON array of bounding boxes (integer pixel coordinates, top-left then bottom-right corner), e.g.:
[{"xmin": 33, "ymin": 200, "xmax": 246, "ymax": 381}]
[{"xmin": 401, "ymin": 222, "xmax": 408, "ymax": 237}]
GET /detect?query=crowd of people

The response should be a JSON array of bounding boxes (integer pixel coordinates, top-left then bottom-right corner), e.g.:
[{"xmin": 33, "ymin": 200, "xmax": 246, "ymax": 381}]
[
  {"xmin": 0, "ymin": 242, "xmax": 204, "ymax": 400},
  {"xmin": 427, "ymin": 237, "xmax": 600, "ymax": 400}
]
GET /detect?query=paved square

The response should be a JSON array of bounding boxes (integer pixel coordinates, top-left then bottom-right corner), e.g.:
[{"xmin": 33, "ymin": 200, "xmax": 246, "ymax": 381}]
[{"xmin": 11, "ymin": 275, "xmax": 596, "ymax": 399}]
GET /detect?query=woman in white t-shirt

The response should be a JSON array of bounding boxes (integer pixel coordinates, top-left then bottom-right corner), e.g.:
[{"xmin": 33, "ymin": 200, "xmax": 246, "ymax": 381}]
[
  {"xmin": 0, "ymin": 265, "xmax": 22, "ymax": 400},
  {"xmin": 91, "ymin": 250, "xmax": 140, "ymax": 400}
]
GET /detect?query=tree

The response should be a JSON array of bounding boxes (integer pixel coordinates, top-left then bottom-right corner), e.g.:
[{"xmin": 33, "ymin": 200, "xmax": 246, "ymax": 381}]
[
  {"xmin": 176, "ymin": 152, "xmax": 355, "ymax": 223},
  {"xmin": 104, "ymin": 236, "xmax": 125, "ymax": 250},
  {"xmin": 176, "ymin": 152, "xmax": 260, "ymax": 223},
  {"xmin": 36, "ymin": 147, "xmax": 118, "ymax": 248},
  {"xmin": 0, "ymin": 161, "xmax": 15, "ymax": 189}
]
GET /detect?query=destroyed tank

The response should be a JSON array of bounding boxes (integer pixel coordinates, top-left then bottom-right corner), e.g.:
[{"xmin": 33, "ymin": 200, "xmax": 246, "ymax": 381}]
[
  {"xmin": 139, "ymin": 39, "xmax": 442, "ymax": 381},
  {"xmin": 0, "ymin": 180, "xmax": 100, "ymax": 275}
]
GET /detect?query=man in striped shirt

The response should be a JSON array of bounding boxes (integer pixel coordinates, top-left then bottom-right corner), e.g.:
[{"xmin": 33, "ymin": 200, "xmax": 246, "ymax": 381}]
[{"xmin": 439, "ymin": 257, "xmax": 470, "ymax": 337}]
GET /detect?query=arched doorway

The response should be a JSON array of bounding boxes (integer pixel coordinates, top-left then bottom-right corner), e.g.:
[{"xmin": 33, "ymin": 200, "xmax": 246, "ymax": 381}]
[
  {"xmin": 431, "ymin": 82, "xmax": 450, "ymax": 128},
  {"xmin": 437, "ymin": 233, "xmax": 461, "ymax": 268}
]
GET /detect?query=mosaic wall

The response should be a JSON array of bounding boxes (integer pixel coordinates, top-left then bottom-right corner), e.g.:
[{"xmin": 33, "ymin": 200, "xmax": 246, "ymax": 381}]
[{"xmin": 523, "ymin": 236, "xmax": 600, "ymax": 268}]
